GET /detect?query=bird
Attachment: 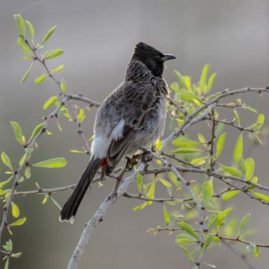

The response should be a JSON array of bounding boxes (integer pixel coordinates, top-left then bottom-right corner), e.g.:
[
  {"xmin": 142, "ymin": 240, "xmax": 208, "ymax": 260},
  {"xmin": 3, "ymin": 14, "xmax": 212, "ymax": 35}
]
[{"xmin": 60, "ymin": 42, "xmax": 176, "ymax": 222}]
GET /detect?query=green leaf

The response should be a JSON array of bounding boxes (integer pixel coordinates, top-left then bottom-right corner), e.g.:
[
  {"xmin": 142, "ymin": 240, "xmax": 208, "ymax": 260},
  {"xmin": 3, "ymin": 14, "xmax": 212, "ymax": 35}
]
[
  {"xmin": 220, "ymin": 164, "xmax": 242, "ymax": 177},
  {"xmin": 24, "ymin": 167, "xmax": 31, "ymax": 179},
  {"xmin": 29, "ymin": 123, "xmax": 45, "ymax": 141},
  {"xmin": 197, "ymin": 133, "xmax": 206, "ymax": 144},
  {"xmin": 34, "ymin": 73, "xmax": 47, "ymax": 85},
  {"xmin": 21, "ymin": 62, "xmax": 34, "ymax": 83},
  {"xmin": 136, "ymin": 173, "xmax": 143, "ymax": 192},
  {"xmin": 147, "ymin": 181, "xmax": 155, "ymax": 199},
  {"xmin": 247, "ymin": 243, "xmax": 260, "ymax": 257},
  {"xmin": 51, "ymin": 64, "xmax": 64, "ymax": 73},
  {"xmin": 158, "ymin": 178, "xmax": 172, "ymax": 188},
  {"xmin": 11, "ymin": 252, "xmax": 22, "ymax": 258},
  {"xmin": 163, "ymin": 205, "xmax": 170, "ymax": 225},
  {"xmin": 200, "ymin": 64, "xmax": 210, "ymax": 92},
  {"xmin": 10, "ymin": 217, "xmax": 26, "ymax": 226},
  {"xmin": 203, "ymin": 179, "xmax": 213, "ymax": 202},
  {"xmin": 208, "ymin": 208, "xmax": 232, "ymax": 230},
  {"xmin": 155, "ymin": 139, "xmax": 163, "ymax": 151},
  {"xmin": 252, "ymin": 192, "xmax": 269, "ymax": 202},
  {"xmin": 190, "ymin": 156, "xmax": 207, "ymax": 166},
  {"xmin": 14, "ymin": 14, "xmax": 25, "ymax": 38},
  {"xmin": 3, "ymin": 239, "xmax": 13, "ymax": 251},
  {"xmin": 41, "ymin": 25, "xmax": 57, "ymax": 45},
  {"xmin": 173, "ymin": 137, "xmax": 201, "ymax": 148},
  {"xmin": 173, "ymin": 148, "xmax": 202, "ymax": 154},
  {"xmin": 203, "ymin": 234, "xmax": 220, "ymax": 251},
  {"xmin": 25, "ymin": 19, "xmax": 35, "ymax": 40},
  {"xmin": 43, "ymin": 96, "xmax": 58, "ymax": 110},
  {"xmin": 216, "ymin": 133, "xmax": 226, "ymax": 158},
  {"xmin": 44, "ymin": 49, "xmax": 64, "ymax": 60},
  {"xmin": 32, "ymin": 157, "xmax": 67, "ymax": 168},
  {"xmin": 238, "ymin": 213, "xmax": 251, "ymax": 236},
  {"xmin": 179, "ymin": 221, "xmax": 199, "ymax": 240},
  {"xmin": 244, "ymin": 158, "xmax": 255, "ymax": 181},
  {"xmin": 248, "ymin": 113, "xmax": 265, "ymax": 131},
  {"xmin": 176, "ymin": 232, "xmax": 197, "ymax": 246},
  {"xmin": 17, "ymin": 36, "xmax": 31, "ymax": 55},
  {"xmin": 222, "ymin": 190, "xmax": 240, "ymax": 201},
  {"xmin": 1, "ymin": 152, "xmax": 13, "ymax": 170},
  {"xmin": 60, "ymin": 81, "xmax": 67, "ymax": 93},
  {"xmin": 233, "ymin": 133, "xmax": 243, "ymax": 163},
  {"xmin": 11, "ymin": 202, "xmax": 20, "ymax": 218},
  {"xmin": 10, "ymin": 121, "xmax": 24, "ymax": 145},
  {"xmin": 180, "ymin": 91, "xmax": 201, "ymax": 105},
  {"xmin": 4, "ymin": 258, "xmax": 9, "ymax": 269},
  {"xmin": 77, "ymin": 108, "xmax": 86, "ymax": 123},
  {"xmin": 207, "ymin": 73, "xmax": 217, "ymax": 91}
]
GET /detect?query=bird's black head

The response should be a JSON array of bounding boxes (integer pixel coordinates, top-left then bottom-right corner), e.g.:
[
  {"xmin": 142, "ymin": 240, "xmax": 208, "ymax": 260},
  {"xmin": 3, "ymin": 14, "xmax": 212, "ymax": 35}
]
[{"xmin": 133, "ymin": 42, "xmax": 176, "ymax": 77}]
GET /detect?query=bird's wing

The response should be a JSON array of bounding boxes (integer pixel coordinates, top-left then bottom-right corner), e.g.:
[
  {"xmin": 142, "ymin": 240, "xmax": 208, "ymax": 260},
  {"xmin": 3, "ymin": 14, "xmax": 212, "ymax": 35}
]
[{"xmin": 106, "ymin": 81, "xmax": 159, "ymax": 167}]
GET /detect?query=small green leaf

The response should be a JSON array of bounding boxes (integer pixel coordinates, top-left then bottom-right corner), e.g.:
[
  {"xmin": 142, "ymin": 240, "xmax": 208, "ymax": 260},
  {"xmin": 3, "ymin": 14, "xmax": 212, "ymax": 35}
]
[
  {"xmin": 158, "ymin": 178, "xmax": 172, "ymax": 188},
  {"xmin": 45, "ymin": 49, "xmax": 64, "ymax": 60},
  {"xmin": 163, "ymin": 205, "xmax": 170, "ymax": 225},
  {"xmin": 25, "ymin": 19, "xmax": 35, "ymax": 40},
  {"xmin": 197, "ymin": 133, "xmax": 206, "ymax": 144},
  {"xmin": 10, "ymin": 217, "xmax": 26, "ymax": 226},
  {"xmin": 29, "ymin": 123, "xmax": 45, "ymax": 141},
  {"xmin": 14, "ymin": 14, "xmax": 25, "ymax": 37},
  {"xmin": 190, "ymin": 156, "xmax": 207, "ymax": 166},
  {"xmin": 17, "ymin": 36, "xmax": 31, "ymax": 55},
  {"xmin": 203, "ymin": 179, "xmax": 213, "ymax": 202},
  {"xmin": 220, "ymin": 165, "xmax": 242, "ymax": 177},
  {"xmin": 1, "ymin": 152, "xmax": 13, "ymax": 170},
  {"xmin": 155, "ymin": 139, "xmax": 163, "ymax": 151},
  {"xmin": 60, "ymin": 81, "xmax": 67, "ymax": 93},
  {"xmin": 77, "ymin": 108, "xmax": 86, "ymax": 123},
  {"xmin": 24, "ymin": 167, "xmax": 31, "ymax": 179},
  {"xmin": 252, "ymin": 192, "xmax": 269, "ymax": 202},
  {"xmin": 11, "ymin": 252, "xmax": 22, "ymax": 258},
  {"xmin": 34, "ymin": 73, "xmax": 47, "ymax": 85},
  {"xmin": 207, "ymin": 73, "xmax": 217, "ymax": 91},
  {"xmin": 136, "ymin": 173, "xmax": 143, "ymax": 192},
  {"xmin": 200, "ymin": 64, "xmax": 209, "ymax": 92},
  {"xmin": 173, "ymin": 148, "xmax": 202, "ymax": 154},
  {"xmin": 247, "ymin": 243, "xmax": 260, "ymax": 257},
  {"xmin": 147, "ymin": 181, "xmax": 155, "ymax": 199},
  {"xmin": 216, "ymin": 133, "xmax": 226, "ymax": 158},
  {"xmin": 3, "ymin": 239, "xmax": 13, "ymax": 251},
  {"xmin": 222, "ymin": 190, "xmax": 240, "ymax": 201},
  {"xmin": 244, "ymin": 158, "xmax": 255, "ymax": 181},
  {"xmin": 4, "ymin": 258, "xmax": 9, "ymax": 269},
  {"xmin": 41, "ymin": 25, "xmax": 57, "ymax": 45},
  {"xmin": 51, "ymin": 64, "xmax": 64, "ymax": 73},
  {"xmin": 43, "ymin": 96, "xmax": 58, "ymax": 110},
  {"xmin": 179, "ymin": 221, "xmax": 199, "ymax": 240},
  {"xmin": 21, "ymin": 62, "xmax": 34, "ymax": 83},
  {"xmin": 10, "ymin": 121, "xmax": 24, "ymax": 145},
  {"xmin": 33, "ymin": 157, "xmax": 67, "ymax": 168},
  {"xmin": 233, "ymin": 133, "xmax": 243, "ymax": 164},
  {"xmin": 238, "ymin": 213, "xmax": 251, "ymax": 236},
  {"xmin": 11, "ymin": 202, "xmax": 20, "ymax": 218}
]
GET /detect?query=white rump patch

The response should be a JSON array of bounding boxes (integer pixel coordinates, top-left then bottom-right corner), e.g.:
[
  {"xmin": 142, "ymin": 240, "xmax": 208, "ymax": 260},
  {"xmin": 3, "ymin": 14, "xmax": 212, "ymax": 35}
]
[{"xmin": 111, "ymin": 119, "xmax": 125, "ymax": 140}]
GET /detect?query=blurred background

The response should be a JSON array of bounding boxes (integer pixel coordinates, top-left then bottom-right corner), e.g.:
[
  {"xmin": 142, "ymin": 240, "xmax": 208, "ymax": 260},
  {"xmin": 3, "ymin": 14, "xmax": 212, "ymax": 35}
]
[{"xmin": 1, "ymin": 0, "xmax": 269, "ymax": 268}]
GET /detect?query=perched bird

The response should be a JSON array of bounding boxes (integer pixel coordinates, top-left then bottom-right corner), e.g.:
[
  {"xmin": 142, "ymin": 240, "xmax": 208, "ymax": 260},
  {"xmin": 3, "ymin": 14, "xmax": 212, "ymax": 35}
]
[{"xmin": 60, "ymin": 42, "xmax": 176, "ymax": 222}]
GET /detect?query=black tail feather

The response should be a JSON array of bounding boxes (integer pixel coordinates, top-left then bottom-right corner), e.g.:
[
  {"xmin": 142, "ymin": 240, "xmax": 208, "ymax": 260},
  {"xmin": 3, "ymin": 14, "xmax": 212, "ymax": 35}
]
[{"xmin": 60, "ymin": 157, "xmax": 101, "ymax": 222}]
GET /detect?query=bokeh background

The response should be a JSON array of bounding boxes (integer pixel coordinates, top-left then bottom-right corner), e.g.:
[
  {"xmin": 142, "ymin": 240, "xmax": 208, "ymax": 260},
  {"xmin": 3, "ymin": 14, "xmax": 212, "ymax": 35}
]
[{"xmin": 1, "ymin": 0, "xmax": 269, "ymax": 268}]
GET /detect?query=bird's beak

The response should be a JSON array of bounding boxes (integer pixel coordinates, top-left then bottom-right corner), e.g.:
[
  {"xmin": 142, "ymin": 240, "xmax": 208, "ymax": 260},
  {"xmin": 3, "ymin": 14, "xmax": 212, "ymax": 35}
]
[{"xmin": 162, "ymin": 54, "xmax": 176, "ymax": 61}]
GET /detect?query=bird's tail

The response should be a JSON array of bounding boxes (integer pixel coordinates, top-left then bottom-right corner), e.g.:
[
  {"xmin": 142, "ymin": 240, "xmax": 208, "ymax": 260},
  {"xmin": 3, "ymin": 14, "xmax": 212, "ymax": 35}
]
[{"xmin": 60, "ymin": 157, "xmax": 101, "ymax": 222}]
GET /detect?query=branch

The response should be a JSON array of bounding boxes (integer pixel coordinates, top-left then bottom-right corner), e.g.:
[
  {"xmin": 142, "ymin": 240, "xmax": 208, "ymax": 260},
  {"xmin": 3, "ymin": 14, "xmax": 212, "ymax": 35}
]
[{"xmin": 67, "ymin": 163, "xmax": 145, "ymax": 269}]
